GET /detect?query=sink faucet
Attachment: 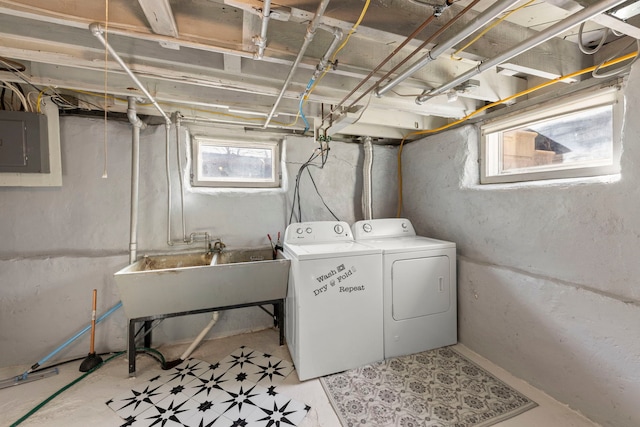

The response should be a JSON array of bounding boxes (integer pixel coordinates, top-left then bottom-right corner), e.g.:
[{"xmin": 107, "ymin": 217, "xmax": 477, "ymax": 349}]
[{"xmin": 210, "ymin": 239, "xmax": 226, "ymax": 254}]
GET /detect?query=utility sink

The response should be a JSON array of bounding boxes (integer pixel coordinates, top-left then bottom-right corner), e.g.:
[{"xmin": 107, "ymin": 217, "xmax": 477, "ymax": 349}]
[{"xmin": 114, "ymin": 248, "xmax": 289, "ymax": 319}]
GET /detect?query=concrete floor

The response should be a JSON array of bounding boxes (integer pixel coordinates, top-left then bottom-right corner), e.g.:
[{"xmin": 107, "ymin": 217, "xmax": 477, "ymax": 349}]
[{"xmin": 1, "ymin": 328, "xmax": 599, "ymax": 427}]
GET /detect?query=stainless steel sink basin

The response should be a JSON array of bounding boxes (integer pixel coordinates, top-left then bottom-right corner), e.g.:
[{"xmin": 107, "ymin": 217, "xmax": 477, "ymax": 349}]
[{"xmin": 114, "ymin": 248, "xmax": 289, "ymax": 319}]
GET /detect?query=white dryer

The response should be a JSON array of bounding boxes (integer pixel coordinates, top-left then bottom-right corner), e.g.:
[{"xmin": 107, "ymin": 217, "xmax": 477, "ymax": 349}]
[
  {"xmin": 282, "ymin": 221, "xmax": 383, "ymax": 381},
  {"xmin": 352, "ymin": 218, "xmax": 456, "ymax": 358}
]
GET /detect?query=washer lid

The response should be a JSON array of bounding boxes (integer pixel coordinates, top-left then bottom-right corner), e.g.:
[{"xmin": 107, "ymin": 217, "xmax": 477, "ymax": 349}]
[
  {"xmin": 358, "ymin": 236, "xmax": 455, "ymax": 253},
  {"xmin": 284, "ymin": 241, "xmax": 379, "ymax": 260}
]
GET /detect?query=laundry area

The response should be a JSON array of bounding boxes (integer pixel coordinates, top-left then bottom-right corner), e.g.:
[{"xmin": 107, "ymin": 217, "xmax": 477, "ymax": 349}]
[{"xmin": 1, "ymin": 1, "xmax": 640, "ymax": 426}]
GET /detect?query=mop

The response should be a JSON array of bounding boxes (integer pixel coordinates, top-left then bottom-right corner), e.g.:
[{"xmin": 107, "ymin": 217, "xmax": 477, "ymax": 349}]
[{"xmin": 0, "ymin": 301, "xmax": 122, "ymax": 389}]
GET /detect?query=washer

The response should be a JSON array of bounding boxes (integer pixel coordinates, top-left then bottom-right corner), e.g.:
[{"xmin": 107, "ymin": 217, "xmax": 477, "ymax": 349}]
[
  {"xmin": 352, "ymin": 218, "xmax": 457, "ymax": 358},
  {"xmin": 282, "ymin": 221, "xmax": 383, "ymax": 381}
]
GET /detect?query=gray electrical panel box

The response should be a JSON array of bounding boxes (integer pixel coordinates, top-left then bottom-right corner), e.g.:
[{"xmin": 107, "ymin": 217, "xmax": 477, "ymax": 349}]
[{"xmin": 0, "ymin": 111, "xmax": 49, "ymax": 173}]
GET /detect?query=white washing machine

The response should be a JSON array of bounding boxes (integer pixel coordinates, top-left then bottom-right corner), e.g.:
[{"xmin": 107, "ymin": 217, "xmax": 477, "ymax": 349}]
[
  {"xmin": 352, "ymin": 218, "xmax": 457, "ymax": 358},
  {"xmin": 282, "ymin": 221, "xmax": 383, "ymax": 381}
]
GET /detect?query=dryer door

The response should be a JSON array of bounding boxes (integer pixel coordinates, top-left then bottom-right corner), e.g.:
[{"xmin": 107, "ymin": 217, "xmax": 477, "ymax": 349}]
[{"xmin": 391, "ymin": 256, "xmax": 450, "ymax": 320}]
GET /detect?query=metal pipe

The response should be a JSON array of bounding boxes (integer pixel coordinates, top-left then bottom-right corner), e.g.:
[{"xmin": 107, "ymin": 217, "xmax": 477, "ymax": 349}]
[
  {"xmin": 416, "ymin": 0, "xmax": 629, "ymax": 104},
  {"xmin": 316, "ymin": 27, "xmax": 343, "ymax": 78},
  {"xmin": 254, "ymin": 0, "xmax": 272, "ymax": 59},
  {"xmin": 375, "ymin": 0, "xmax": 522, "ymax": 98},
  {"xmin": 90, "ymin": 22, "xmax": 171, "ymax": 125},
  {"xmin": 127, "ymin": 97, "xmax": 146, "ymax": 264},
  {"xmin": 263, "ymin": 0, "xmax": 331, "ymax": 129}
]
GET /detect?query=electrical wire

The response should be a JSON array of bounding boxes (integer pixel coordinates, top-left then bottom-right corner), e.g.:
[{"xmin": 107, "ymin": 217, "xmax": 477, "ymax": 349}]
[
  {"xmin": 1, "ymin": 82, "xmax": 30, "ymax": 112},
  {"xmin": 288, "ymin": 141, "xmax": 333, "ymax": 224},
  {"xmin": 578, "ymin": 22, "xmax": 608, "ymax": 55},
  {"xmin": 395, "ymin": 49, "xmax": 639, "ymax": 217},
  {"xmin": 451, "ymin": 0, "xmax": 536, "ymax": 61}
]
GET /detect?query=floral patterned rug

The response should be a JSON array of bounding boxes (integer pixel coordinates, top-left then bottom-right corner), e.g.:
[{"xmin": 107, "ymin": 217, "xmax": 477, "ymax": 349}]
[{"xmin": 320, "ymin": 346, "xmax": 537, "ymax": 427}]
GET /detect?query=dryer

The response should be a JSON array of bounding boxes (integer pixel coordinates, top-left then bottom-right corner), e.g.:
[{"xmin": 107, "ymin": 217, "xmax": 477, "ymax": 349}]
[
  {"xmin": 282, "ymin": 221, "xmax": 383, "ymax": 381},
  {"xmin": 352, "ymin": 218, "xmax": 456, "ymax": 358}
]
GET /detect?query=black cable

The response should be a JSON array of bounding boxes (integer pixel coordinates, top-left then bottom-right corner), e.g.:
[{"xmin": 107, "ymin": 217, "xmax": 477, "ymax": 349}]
[
  {"xmin": 287, "ymin": 139, "xmax": 336, "ymax": 224},
  {"xmin": 1, "ymin": 87, "xmax": 6, "ymax": 110},
  {"xmin": 306, "ymin": 168, "xmax": 340, "ymax": 221}
]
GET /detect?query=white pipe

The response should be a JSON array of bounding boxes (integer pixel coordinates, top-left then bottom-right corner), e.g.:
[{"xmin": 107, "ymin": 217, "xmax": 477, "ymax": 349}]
[
  {"xmin": 174, "ymin": 113, "xmax": 187, "ymax": 240},
  {"xmin": 254, "ymin": 0, "xmax": 272, "ymax": 59},
  {"xmin": 375, "ymin": 0, "xmax": 522, "ymax": 98},
  {"xmin": 362, "ymin": 136, "xmax": 374, "ymax": 221},
  {"xmin": 89, "ymin": 22, "xmax": 171, "ymax": 126},
  {"xmin": 263, "ymin": 0, "xmax": 331, "ymax": 128},
  {"xmin": 165, "ymin": 122, "xmax": 175, "ymax": 246},
  {"xmin": 127, "ymin": 97, "xmax": 146, "ymax": 264},
  {"xmin": 416, "ymin": 0, "xmax": 629, "ymax": 104},
  {"xmin": 179, "ymin": 312, "xmax": 219, "ymax": 360}
]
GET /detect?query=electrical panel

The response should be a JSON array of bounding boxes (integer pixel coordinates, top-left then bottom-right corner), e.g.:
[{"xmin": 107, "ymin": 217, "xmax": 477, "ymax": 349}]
[{"xmin": 0, "ymin": 111, "xmax": 49, "ymax": 173}]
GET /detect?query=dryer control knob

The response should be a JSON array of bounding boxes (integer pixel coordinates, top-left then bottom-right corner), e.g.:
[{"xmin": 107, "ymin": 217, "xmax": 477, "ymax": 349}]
[
  {"xmin": 401, "ymin": 222, "xmax": 408, "ymax": 229},
  {"xmin": 305, "ymin": 227, "xmax": 312, "ymax": 234},
  {"xmin": 363, "ymin": 223, "xmax": 372, "ymax": 233},
  {"xmin": 334, "ymin": 224, "xmax": 344, "ymax": 234},
  {"xmin": 296, "ymin": 228, "xmax": 303, "ymax": 234}
]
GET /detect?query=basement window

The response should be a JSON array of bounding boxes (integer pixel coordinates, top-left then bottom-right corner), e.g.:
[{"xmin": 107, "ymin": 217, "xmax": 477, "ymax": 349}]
[
  {"xmin": 192, "ymin": 136, "xmax": 280, "ymax": 188},
  {"xmin": 481, "ymin": 87, "xmax": 622, "ymax": 184}
]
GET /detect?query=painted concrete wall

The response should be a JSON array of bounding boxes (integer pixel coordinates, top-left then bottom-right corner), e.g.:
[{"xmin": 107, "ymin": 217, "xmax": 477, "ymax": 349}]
[
  {"xmin": 0, "ymin": 117, "xmax": 395, "ymax": 368},
  {"xmin": 401, "ymin": 64, "xmax": 640, "ymax": 427}
]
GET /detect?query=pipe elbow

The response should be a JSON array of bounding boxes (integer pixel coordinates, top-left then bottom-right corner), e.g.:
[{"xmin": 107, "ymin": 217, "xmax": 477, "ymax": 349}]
[{"xmin": 89, "ymin": 22, "xmax": 103, "ymax": 36}]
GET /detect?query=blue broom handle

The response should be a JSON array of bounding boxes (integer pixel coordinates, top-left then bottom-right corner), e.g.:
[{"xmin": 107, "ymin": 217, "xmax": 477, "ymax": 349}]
[{"xmin": 28, "ymin": 301, "xmax": 123, "ymax": 372}]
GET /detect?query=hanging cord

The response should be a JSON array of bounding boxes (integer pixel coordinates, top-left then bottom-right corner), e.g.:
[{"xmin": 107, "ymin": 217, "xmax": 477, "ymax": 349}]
[
  {"xmin": 578, "ymin": 22, "xmax": 609, "ymax": 55},
  {"xmin": 593, "ymin": 38, "xmax": 640, "ymax": 79},
  {"xmin": 395, "ymin": 50, "xmax": 638, "ymax": 217},
  {"xmin": 451, "ymin": 0, "xmax": 535, "ymax": 61},
  {"xmin": 102, "ymin": 0, "xmax": 109, "ymax": 179}
]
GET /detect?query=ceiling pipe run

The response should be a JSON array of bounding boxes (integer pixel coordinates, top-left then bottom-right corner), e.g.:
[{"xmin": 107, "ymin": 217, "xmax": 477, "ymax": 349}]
[
  {"xmin": 263, "ymin": 0, "xmax": 331, "ymax": 129},
  {"xmin": 254, "ymin": 0, "xmax": 272, "ymax": 59},
  {"xmin": 90, "ymin": 22, "xmax": 172, "ymax": 126},
  {"xmin": 374, "ymin": 0, "xmax": 523, "ymax": 98},
  {"xmin": 415, "ymin": 0, "xmax": 630, "ymax": 104}
]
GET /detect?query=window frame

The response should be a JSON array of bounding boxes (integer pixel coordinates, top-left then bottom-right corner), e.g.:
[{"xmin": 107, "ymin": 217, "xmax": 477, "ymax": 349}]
[
  {"xmin": 480, "ymin": 86, "xmax": 623, "ymax": 184},
  {"xmin": 191, "ymin": 136, "xmax": 281, "ymax": 188}
]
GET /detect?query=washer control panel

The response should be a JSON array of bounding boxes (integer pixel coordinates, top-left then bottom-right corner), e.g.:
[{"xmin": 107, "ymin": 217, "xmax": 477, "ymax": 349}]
[{"xmin": 285, "ymin": 221, "xmax": 352, "ymax": 243}]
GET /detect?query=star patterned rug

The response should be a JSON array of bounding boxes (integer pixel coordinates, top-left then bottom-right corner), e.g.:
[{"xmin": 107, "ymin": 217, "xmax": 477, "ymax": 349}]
[
  {"xmin": 106, "ymin": 346, "xmax": 310, "ymax": 427},
  {"xmin": 320, "ymin": 346, "xmax": 537, "ymax": 427}
]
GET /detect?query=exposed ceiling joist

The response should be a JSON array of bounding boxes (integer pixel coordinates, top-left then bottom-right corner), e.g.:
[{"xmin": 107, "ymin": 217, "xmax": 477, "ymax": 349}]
[{"xmin": 137, "ymin": 0, "xmax": 179, "ymax": 37}]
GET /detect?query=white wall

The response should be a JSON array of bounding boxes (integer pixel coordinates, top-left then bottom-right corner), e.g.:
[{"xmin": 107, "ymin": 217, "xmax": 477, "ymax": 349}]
[
  {"xmin": 401, "ymin": 64, "xmax": 640, "ymax": 427},
  {"xmin": 0, "ymin": 117, "xmax": 396, "ymax": 368}
]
